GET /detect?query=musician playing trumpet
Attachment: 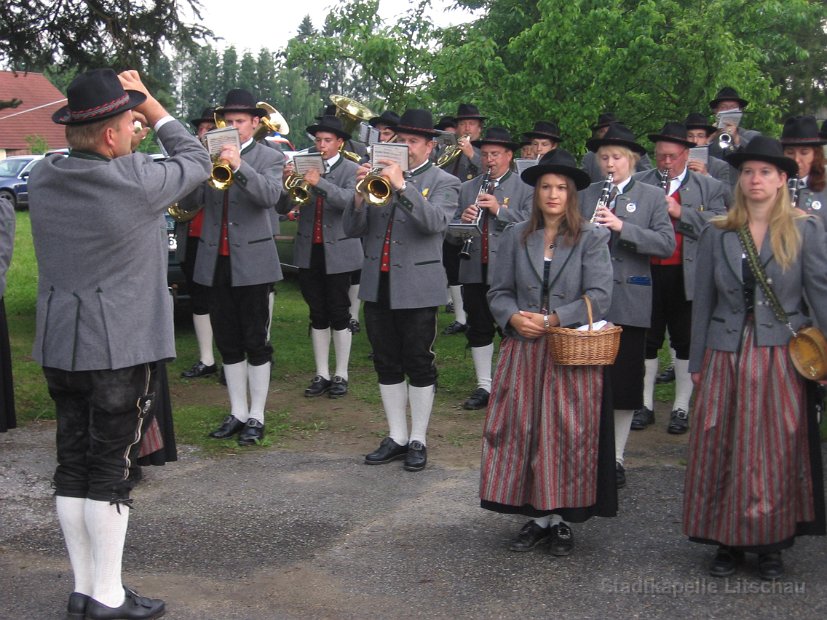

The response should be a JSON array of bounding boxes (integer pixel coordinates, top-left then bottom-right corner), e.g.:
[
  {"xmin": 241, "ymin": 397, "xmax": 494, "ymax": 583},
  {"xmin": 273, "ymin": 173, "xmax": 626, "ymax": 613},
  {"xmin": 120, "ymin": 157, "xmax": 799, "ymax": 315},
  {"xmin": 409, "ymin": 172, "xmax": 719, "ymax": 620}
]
[{"xmin": 453, "ymin": 128, "xmax": 533, "ymax": 410}]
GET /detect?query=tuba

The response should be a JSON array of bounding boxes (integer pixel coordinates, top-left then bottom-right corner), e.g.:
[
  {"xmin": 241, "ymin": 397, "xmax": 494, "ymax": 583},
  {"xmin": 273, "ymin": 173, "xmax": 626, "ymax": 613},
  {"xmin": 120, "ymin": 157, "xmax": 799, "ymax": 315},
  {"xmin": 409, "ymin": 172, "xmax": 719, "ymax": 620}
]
[
  {"xmin": 253, "ymin": 101, "xmax": 289, "ymax": 142},
  {"xmin": 330, "ymin": 94, "xmax": 374, "ymax": 162}
]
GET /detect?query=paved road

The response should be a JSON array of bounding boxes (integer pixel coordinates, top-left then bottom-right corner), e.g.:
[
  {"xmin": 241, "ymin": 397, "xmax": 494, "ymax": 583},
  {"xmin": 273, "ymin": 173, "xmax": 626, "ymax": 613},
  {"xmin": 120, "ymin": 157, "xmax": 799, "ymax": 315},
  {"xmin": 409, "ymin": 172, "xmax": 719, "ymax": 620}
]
[{"xmin": 1, "ymin": 422, "xmax": 825, "ymax": 619}]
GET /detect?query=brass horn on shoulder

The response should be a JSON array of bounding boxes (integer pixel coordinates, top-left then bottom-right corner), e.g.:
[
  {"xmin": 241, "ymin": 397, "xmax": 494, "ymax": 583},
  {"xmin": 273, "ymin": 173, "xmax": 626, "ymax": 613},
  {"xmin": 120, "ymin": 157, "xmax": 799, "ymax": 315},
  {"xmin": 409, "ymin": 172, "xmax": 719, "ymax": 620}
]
[
  {"xmin": 254, "ymin": 102, "xmax": 290, "ymax": 142},
  {"xmin": 330, "ymin": 94, "xmax": 373, "ymax": 162}
]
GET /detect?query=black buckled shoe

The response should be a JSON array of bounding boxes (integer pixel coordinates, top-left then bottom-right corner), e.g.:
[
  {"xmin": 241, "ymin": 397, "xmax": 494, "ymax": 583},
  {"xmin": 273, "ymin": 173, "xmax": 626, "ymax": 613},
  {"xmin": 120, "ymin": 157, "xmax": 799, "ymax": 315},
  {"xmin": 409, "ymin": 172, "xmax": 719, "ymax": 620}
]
[
  {"xmin": 85, "ymin": 587, "xmax": 165, "ymax": 620},
  {"xmin": 509, "ymin": 521, "xmax": 551, "ymax": 552},
  {"xmin": 616, "ymin": 462, "xmax": 626, "ymax": 489},
  {"xmin": 403, "ymin": 440, "xmax": 427, "ymax": 472},
  {"xmin": 66, "ymin": 592, "xmax": 90, "ymax": 620},
  {"xmin": 630, "ymin": 406, "xmax": 654, "ymax": 430},
  {"xmin": 656, "ymin": 365, "xmax": 675, "ymax": 384},
  {"xmin": 180, "ymin": 360, "xmax": 217, "ymax": 379},
  {"xmin": 709, "ymin": 546, "xmax": 744, "ymax": 577},
  {"xmin": 328, "ymin": 376, "xmax": 349, "ymax": 398},
  {"xmin": 365, "ymin": 437, "xmax": 408, "ymax": 464},
  {"xmin": 304, "ymin": 375, "xmax": 332, "ymax": 397},
  {"xmin": 463, "ymin": 387, "xmax": 490, "ymax": 410},
  {"xmin": 667, "ymin": 408, "xmax": 689, "ymax": 434},
  {"xmin": 237, "ymin": 419, "xmax": 264, "ymax": 446},
  {"xmin": 549, "ymin": 522, "xmax": 574, "ymax": 556},
  {"xmin": 758, "ymin": 551, "xmax": 784, "ymax": 580},
  {"xmin": 445, "ymin": 301, "xmax": 455, "ymax": 314},
  {"xmin": 349, "ymin": 318, "xmax": 361, "ymax": 334},
  {"xmin": 442, "ymin": 320, "xmax": 467, "ymax": 335},
  {"xmin": 208, "ymin": 415, "xmax": 245, "ymax": 439}
]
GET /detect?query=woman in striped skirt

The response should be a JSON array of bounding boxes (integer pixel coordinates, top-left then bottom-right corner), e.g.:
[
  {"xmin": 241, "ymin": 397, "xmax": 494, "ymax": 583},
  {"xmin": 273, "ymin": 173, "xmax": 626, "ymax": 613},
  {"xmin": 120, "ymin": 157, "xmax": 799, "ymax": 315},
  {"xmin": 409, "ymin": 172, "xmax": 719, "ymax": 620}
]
[
  {"xmin": 480, "ymin": 149, "xmax": 616, "ymax": 556},
  {"xmin": 685, "ymin": 136, "xmax": 827, "ymax": 580}
]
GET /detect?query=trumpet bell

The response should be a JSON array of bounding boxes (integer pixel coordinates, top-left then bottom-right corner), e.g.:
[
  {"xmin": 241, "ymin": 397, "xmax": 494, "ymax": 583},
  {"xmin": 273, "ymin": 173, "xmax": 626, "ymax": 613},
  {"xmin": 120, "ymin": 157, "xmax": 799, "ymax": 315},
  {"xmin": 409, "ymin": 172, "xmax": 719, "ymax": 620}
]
[
  {"xmin": 209, "ymin": 159, "xmax": 234, "ymax": 191},
  {"xmin": 329, "ymin": 94, "xmax": 375, "ymax": 135},
  {"xmin": 356, "ymin": 171, "xmax": 393, "ymax": 207},
  {"xmin": 285, "ymin": 173, "xmax": 311, "ymax": 206}
]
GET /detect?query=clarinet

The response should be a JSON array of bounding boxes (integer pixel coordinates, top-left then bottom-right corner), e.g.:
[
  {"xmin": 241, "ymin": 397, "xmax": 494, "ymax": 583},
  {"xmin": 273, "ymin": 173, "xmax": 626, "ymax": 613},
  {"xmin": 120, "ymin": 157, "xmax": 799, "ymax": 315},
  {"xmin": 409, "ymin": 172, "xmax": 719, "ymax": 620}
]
[
  {"xmin": 459, "ymin": 167, "xmax": 493, "ymax": 260},
  {"xmin": 659, "ymin": 168, "xmax": 670, "ymax": 194},
  {"xmin": 788, "ymin": 176, "xmax": 802, "ymax": 209},
  {"xmin": 589, "ymin": 172, "xmax": 614, "ymax": 223}
]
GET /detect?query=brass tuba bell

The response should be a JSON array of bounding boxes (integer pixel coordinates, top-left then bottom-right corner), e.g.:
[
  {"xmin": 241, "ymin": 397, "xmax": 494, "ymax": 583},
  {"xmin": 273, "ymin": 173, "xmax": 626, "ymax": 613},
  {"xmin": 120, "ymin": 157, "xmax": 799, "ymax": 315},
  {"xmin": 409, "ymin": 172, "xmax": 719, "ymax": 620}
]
[
  {"xmin": 330, "ymin": 94, "xmax": 373, "ymax": 162},
  {"xmin": 253, "ymin": 102, "xmax": 290, "ymax": 142}
]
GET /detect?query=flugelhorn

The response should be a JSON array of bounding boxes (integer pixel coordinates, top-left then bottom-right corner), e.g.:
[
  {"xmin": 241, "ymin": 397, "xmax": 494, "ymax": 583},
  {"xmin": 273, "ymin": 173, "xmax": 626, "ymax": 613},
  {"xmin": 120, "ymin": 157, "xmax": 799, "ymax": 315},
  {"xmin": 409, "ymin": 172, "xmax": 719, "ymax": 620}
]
[
  {"xmin": 208, "ymin": 108, "xmax": 234, "ymax": 190},
  {"xmin": 285, "ymin": 173, "xmax": 312, "ymax": 206},
  {"xmin": 356, "ymin": 169, "xmax": 393, "ymax": 207},
  {"xmin": 590, "ymin": 173, "xmax": 614, "ymax": 224}
]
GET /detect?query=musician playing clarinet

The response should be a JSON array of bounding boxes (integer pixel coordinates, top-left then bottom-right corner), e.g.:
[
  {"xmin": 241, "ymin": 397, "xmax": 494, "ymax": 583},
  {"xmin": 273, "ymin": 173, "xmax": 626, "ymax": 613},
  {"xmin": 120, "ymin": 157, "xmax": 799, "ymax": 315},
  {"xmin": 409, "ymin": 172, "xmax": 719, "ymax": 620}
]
[{"xmin": 780, "ymin": 115, "xmax": 827, "ymax": 229}]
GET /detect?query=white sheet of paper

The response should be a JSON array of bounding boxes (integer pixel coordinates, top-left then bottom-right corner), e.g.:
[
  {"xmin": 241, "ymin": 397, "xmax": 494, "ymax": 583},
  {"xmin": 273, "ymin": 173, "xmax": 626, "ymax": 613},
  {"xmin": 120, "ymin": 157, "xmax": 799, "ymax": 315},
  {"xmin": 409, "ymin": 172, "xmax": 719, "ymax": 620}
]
[
  {"xmin": 688, "ymin": 147, "xmax": 709, "ymax": 165},
  {"xmin": 514, "ymin": 158, "xmax": 539, "ymax": 175},
  {"xmin": 204, "ymin": 127, "xmax": 240, "ymax": 159},
  {"xmin": 716, "ymin": 110, "xmax": 742, "ymax": 131},
  {"xmin": 293, "ymin": 153, "xmax": 325, "ymax": 175},
  {"xmin": 371, "ymin": 142, "xmax": 409, "ymax": 171},
  {"xmin": 576, "ymin": 320, "xmax": 608, "ymax": 331}
]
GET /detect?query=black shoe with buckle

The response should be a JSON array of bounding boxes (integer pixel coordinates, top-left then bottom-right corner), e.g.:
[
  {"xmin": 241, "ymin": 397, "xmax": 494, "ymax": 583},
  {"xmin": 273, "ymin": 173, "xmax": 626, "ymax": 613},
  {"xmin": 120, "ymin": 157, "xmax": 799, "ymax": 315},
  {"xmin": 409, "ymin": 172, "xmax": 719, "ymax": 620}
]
[
  {"xmin": 237, "ymin": 419, "xmax": 264, "ymax": 446},
  {"xmin": 667, "ymin": 408, "xmax": 689, "ymax": 434},
  {"xmin": 709, "ymin": 545, "xmax": 743, "ymax": 578},
  {"xmin": 549, "ymin": 522, "xmax": 574, "ymax": 556},
  {"xmin": 85, "ymin": 587, "xmax": 165, "ymax": 620},
  {"xmin": 656, "ymin": 365, "xmax": 675, "ymax": 384},
  {"xmin": 180, "ymin": 360, "xmax": 217, "ymax": 379},
  {"xmin": 208, "ymin": 415, "xmax": 245, "ymax": 439},
  {"xmin": 66, "ymin": 592, "xmax": 90, "ymax": 620},
  {"xmin": 349, "ymin": 318, "xmax": 361, "ymax": 334},
  {"xmin": 403, "ymin": 440, "xmax": 427, "ymax": 471},
  {"xmin": 616, "ymin": 462, "xmax": 626, "ymax": 489},
  {"xmin": 758, "ymin": 551, "xmax": 784, "ymax": 580},
  {"xmin": 509, "ymin": 521, "xmax": 551, "ymax": 552},
  {"xmin": 442, "ymin": 320, "xmax": 467, "ymax": 335},
  {"xmin": 304, "ymin": 375, "xmax": 332, "ymax": 397},
  {"xmin": 463, "ymin": 387, "xmax": 490, "ymax": 410},
  {"xmin": 365, "ymin": 437, "xmax": 409, "ymax": 464},
  {"xmin": 630, "ymin": 406, "xmax": 655, "ymax": 430},
  {"xmin": 445, "ymin": 301, "xmax": 454, "ymax": 314},
  {"xmin": 329, "ymin": 376, "xmax": 349, "ymax": 398}
]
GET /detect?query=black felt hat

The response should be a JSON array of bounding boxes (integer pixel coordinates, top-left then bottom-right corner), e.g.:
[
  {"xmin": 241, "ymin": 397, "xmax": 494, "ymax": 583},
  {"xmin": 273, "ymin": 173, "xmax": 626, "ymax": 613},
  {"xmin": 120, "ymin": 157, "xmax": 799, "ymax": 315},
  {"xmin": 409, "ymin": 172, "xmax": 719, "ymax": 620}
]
[
  {"xmin": 590, "ymin": 112, "xmax": 618, "ymax": 131},
  {"xmin": 520, "ymin": 148, "xmax": 591, "ymax": 190},
  {"xmin": 724, "ymin": 136, "xmax": 798, "ymax": 178},
  {"xmin": 369, "ymin": 110, "xmax": 400, "ymax": 128},
  {"xmin": 306, "ymin": 115, "xmax": 352, "ymax": 140},
  {"xmin": 522, "ymin": 120, "xmax": 562, "ymax": 142},
  {"xmin": 219, "ymin": 89, "xmax": 267, "ymax": 118},
  {"xmin": 586, "ymin": 123, "xmax": 647, "ymax": 155},
  {"xmin": 471, "ymin": 126, "xmax": 521, "ymax": 152},
  {"xmin": 780, "ymin": 115, "xmax": 827, "ymax": 147},
  {"xmin": 455, "ymin": 103, "xmax": 487, "ymax": 121},
  {"xmin": 52, "ymin": 69, "xmax": 146, "ymax": 125},
  {"xmin": 189, "ymin": 106, "xmax": 216, "ymax": 129},
  {"xmin": 435, "ymin": 115, "xmax": 457, "ymax": 131},
  {"xmin": 395, "ymin": 109, "xmax": 440, "ymax": 138},
  {"xmin": 683, "ymin": 112, "xmax": 717, "ymax": 135},
  {"xmin": 709, "ymin": 86, "xmax": 749, "ymax": 110},
  {"xmin": 647, "ymin": 122, "xmax": 695, "ymax": 148}
]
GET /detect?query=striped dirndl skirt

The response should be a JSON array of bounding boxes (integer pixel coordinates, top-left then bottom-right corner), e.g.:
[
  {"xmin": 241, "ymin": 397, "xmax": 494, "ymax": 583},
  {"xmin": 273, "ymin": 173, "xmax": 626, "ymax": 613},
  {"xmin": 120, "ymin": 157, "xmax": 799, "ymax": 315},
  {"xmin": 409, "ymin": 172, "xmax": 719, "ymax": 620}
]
[
  {"xmin": 480, "ymin": 335, "xmax": 604, "ymax": 512},
  {"xmin": 682, "ymin": 319, "xmax": 821, "ymax": 550}
]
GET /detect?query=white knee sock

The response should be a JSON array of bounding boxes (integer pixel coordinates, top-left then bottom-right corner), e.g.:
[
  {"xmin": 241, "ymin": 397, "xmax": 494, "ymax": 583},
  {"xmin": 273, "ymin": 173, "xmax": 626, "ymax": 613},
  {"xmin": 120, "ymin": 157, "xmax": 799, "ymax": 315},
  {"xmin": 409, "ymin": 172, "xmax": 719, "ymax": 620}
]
[
  {"xmin": 348, "ymin": 284, "xmax": 360, "ymax": 321},
  {"xmin": 57, "ymin": 496, "xmax": 94, "ymax": 596},
  {"xmin": 614, "ymin": 409, "xmax": 634, "ymax": 464},
  {"xmin": 311, "ymin": 328, "xmax": 331, "ymax": 380},
  {"xmin": 409, "ymin": 384, "xmax": 435, "ymax": 445},
  {"xmin": 379, "ymin": 382, "xmax": 408, "ymax": 445},
  {"xmin": 247, "ymin": 361, "xmax": 271, "ymax": 423},
  {"xmin": 533, "ymin": 515, "xmax": 551, "ymax": 528},
  {"xmin": 643, "ymin": 358, "xmax": 658, "ymax": 410},
  {"xmin": 223, "ymin": 361, "xmax": 249, "ymax": 422},
  {"xmin": 192, "ymin": 313, "xmax": 215, "ymax": 366},
  {"xmin": 332, "ymin": 328, "xmax": 351, "ymax": 380},
  {"xmin": 471, "ymin": 344, "xmax": 494, "ymax": 392},
  {"xmin": 550, "ymin": 514, "xmax": 563, "ymax": 527},
  {"xmin": 266, "ymin": 291, "xmax": 275, "ymax": 342},
  {"xmin": 673, "ymin": 359, "xmax": 693, "ymax": 412},
  {"xmin": 85, "ymin": 499, "xmax": 128, "ymax": 608},
  {"xmin": 449, "ymin": 285, "xmax": 466, "ymax": 324}
]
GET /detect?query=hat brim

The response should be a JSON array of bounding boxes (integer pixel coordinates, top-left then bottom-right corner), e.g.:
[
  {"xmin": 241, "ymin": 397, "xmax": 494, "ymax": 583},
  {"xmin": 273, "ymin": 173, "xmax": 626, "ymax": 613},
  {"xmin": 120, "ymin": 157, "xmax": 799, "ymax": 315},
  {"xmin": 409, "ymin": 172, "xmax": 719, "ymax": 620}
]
[
  {"xmin": 709, "ymin": 97, "xmax": 749, "ymax": 110},
  {"xmin": 220, "ymin": 106, "xmax": 268, "ymax": 119},
  {"xmin": 52, "ymin": 90, "xmax": 146, "ymax": 126},
  {"xmin": 306, "ymin": 124, "xmax": 352, "ymax": 141},
  {"xmin": 455, "ymin": 115, "xmax": 487, "ymax": 122},
  {"xmin": 190, "ymin": 117, "xmax": 215, "ymax": 128},
  {"xmin": 586, "ymin": 137, "xmax": 647, "ymax": 156},
  {"xmin": 647, "ymin": 133, "xmax": 695, "ymax": 149},
  {"xmin": 395, "ymin": 125, "xmax": 440, "ymax": 138},
  {"xmin": 521, "ymin": 163, "xmax": 591, "ymax": 191},
  {"xmin": 369, "ymin": 117, "xmax": 398, "ymax": 128},
  {"xmin": 522, "ymin": 131, "xmax": 562, "ymax": 142},
  {"xmin": 685, "ymin": 124, "xmax": 718, "ymax": 135},
  {"xmin": 470, "ymin": 138, "xmax": 521, "ymax": 152},
  {"xmin": 780, "ymin": 137, "xmax": 827, "ymax": 148},
  {"xmin": 724, "ymin": 152, "xmax": 798, "ymax": 179}
]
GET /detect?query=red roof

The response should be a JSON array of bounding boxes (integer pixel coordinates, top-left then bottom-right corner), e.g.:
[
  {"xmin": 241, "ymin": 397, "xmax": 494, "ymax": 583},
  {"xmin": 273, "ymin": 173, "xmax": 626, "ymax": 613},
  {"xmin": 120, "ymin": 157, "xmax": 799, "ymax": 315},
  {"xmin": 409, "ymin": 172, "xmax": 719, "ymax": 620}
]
[{"xmin": 0, "ymin": 71, "xmax": 68, "ymax": 154}]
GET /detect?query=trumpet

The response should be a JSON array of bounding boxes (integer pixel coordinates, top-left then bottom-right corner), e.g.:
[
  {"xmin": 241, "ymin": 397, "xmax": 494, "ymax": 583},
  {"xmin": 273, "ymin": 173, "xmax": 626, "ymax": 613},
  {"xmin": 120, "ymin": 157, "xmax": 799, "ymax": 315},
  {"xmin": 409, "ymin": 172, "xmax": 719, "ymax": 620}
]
[
  {"xmin": 437, "ymin": 134, "xmax": 470, "ymax": 168},
  {"xmin": 590, "ymin": 172, "xmax": 614, "ymax": 224},
  {"xmin": 717, "ymin": 131, "xmax": 732, "ymax": 151},
  {"xmin": 356, "ymin": 168, "xmax": 393, "ymax": 207},
  {"xmin": 285, "ymin": 173, "xmax": 312, "ymax": 206},
  {"xmin": 458, "ymin": 167, "xmax": 493, "ymax": 260},
  {"xmin": 208, "ymin": 108, "xmax": 234, "ymax": 190}
]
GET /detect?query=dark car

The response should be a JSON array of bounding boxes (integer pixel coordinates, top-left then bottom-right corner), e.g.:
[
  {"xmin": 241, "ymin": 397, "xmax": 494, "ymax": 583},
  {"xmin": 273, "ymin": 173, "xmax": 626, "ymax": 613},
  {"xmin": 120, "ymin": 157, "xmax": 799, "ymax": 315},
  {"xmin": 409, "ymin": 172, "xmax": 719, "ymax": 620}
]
[{"xmin": 0, "ymin": 155, "xmax": 43, "ymax": 210}]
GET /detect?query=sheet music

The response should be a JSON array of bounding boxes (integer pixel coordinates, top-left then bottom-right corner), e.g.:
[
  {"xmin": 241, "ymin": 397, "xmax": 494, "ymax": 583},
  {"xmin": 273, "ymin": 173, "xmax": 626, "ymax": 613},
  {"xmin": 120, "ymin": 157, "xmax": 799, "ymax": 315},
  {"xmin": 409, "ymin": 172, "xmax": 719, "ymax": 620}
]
[
  {"xmin": 716, "ymin": 110, "xmax": 742, "ymax": 131},
  {"xmin": 371, "ymin": 143, "xmax": 409, "ymax": 171},
  {"xmin": 293, "ymin": 153, "xmax": 325, "ymax": 175},
  {"xmin": 688, "ymin": 147, "xmax": 709, "ymax": 165},
  {"xmin": 360, "ymin": 124, "xmax": 379, "ymax": 145},
  {"xmin": 204, "ymin": 127, "xmax": 240, "ymax": 159},
  {"xmin": 514, "ymin": 158, "xmax": 539, "ymax": 175}
]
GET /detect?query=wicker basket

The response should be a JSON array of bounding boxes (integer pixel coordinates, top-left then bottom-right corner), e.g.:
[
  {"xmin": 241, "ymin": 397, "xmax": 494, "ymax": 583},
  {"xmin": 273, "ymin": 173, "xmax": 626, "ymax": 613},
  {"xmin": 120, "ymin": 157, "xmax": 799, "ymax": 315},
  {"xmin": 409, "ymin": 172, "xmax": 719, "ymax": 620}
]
[{"xmin": 546, "ymin": 296, "xmax": 622, "ymax": 366}]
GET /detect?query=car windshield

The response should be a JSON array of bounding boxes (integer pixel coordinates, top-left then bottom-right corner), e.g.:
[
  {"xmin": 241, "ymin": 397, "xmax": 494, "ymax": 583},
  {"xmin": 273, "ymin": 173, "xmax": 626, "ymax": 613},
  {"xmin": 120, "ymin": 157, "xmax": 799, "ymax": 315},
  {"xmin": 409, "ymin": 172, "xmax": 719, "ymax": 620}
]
[{"xmin": 0, "ymin": 159, "xmax": 31, "ymax": 177}]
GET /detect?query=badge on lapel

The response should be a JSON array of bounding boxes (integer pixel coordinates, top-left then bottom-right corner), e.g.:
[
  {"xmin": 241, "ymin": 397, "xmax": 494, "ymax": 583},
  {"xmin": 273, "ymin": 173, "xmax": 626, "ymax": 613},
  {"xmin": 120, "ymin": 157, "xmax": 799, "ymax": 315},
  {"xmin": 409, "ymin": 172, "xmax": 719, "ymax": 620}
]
[
  {"xmin": 812, "ymin": 200, "xmax": 822, "ymax": 210},
  {"xmin": 626, "ymin": 202, "xmax": 637, "ymax": 213},
  {"xmin": 422, "ymin": 188, "xmax": 430, "ymax": 198}
]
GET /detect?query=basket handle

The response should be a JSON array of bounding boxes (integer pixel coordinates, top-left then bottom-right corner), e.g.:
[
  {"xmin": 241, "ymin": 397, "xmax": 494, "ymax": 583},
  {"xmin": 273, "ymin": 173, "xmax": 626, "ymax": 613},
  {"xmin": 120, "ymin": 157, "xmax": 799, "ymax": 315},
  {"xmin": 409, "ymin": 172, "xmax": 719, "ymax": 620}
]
[{"xmin": 582, "ymin": 295, "xmax": 594, "ymax": 331}]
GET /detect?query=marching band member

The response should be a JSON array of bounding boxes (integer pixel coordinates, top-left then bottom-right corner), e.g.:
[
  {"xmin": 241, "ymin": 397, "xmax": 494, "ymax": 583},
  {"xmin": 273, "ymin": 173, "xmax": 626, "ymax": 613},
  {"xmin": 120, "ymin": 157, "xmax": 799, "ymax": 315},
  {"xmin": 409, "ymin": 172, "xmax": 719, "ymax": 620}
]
[
  {"xmin": 685, "ymin": 137, "xmax": 827, "ymax": 580},
  {"xmin": 578, "ymin": 123, "xmax": 675, "ymax": 488},
  {"xmin": 683, "ymin": 112, "xmax": 733, "ymax": 193},
  {"xmin": 453, "ymin": 128, "xmax": 533, "ymax": 410},
  {"xmin": 521, "ymin": 120, "xmax": 562, "ymax": 158},
  {"xmin": 581, "ymin": 112, "xmax": 652, "ymax": 181},
  {"xmin": 194, "ymin": 88, "xmax": 284, "ymax": 447},
  {"xmin": 344, "ymin": 108, "xmax": 460, "ymax": 472},
  {"xmin": 780, "ymin": 115, "xmax": 827, "ymax": 227},
  {"xmin": 369, "ymin": 110, "xmax": 400, "ymax": 144},
  {"xmin": 278, "ymin": 115, "xmax": 363, "ymax": 398},
  {"xmin": 480, "ymin": 148, "xmax": 616, "ymax": 556},
  {"xmin": 631, "ymin": 123, "xmax": 726, "ymax": 435},
  {"xmin": 707, "ymin": 86, "xmax": 761, "ymax": 161}
]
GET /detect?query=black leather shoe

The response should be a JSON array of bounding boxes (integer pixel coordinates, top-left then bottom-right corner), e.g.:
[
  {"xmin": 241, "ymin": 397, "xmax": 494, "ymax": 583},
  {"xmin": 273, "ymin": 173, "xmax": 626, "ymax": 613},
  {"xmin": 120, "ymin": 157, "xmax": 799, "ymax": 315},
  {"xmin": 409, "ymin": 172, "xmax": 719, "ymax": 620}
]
[
  {"xmin": 442, "ymin": 320, "xmax": 467, "ymax": 335},
  {"xmin": 445, "ymin": 301, "xmax": 454, "ymax": 314},
  {"xmin": 655, "ymin": 365, "xmax": 675, "ymax": 384},
  {"xmin": 549, "ymin": 522, "xmax": 574, "ymax": 556},
  {"xmin": 403, "ymin": 440, "xmax": 427, "ymax": 471},
  {"xmin": 180, "ymin": 360, "xmax": 217, "ymax": 379},
  {"xmin": 509, "ymin": 521, "xmax": 550, "ymax": 552},
  {"xmin": 709, "ymin": 546, "xmax": 743, "ymax": 577},
  {"xmin": 365, "ymin": 437, "xmax": 408, "ymax": 464},
  {"xmin": 463, "ymin": 387, "xmax": 490, "ymax": 410},
  {"xmin": 208, "ymin": 415, "xmax": 245, "ymax": 439},
  {"xmin": 667, "ymin": 408, "xmax": 689, "ymax": 434},
  {"xmin": 66, "ymin": 592, "xmax": 89, "ymax": 620},
  {"xmin": 328, "ymin": 376, "xmax": 348, "ymax": 398},
  {"xmin": 85, "ymin": 587, "xmax": 165, "ymax": 619},
  {"xmin": 758, "ymin": 551, "xmax": 784, "ymax": 580},
  {"xmin": 616, "ymin": 462, "xmax": 626, "ymax": 489},
  {"xmin": 304, "ymin": 375, "xmax": 332, "ymax": 397},
  {"xmin": 349, "ymin": 318, "xmax": 361, "ymax": 334},
  {"xmin": 237, "ymin": 419, "xmax": 264, "ymax": 446},
  {"xmin": 630, "ymin": 406, "xmax": 654, "ymax": 430}
]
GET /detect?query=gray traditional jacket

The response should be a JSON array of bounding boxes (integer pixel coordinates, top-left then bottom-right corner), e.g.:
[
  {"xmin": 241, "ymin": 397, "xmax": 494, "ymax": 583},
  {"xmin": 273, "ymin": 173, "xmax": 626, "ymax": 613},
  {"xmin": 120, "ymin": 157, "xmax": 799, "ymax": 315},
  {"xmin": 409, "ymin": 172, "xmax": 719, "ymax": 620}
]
[
  {"xmin": 28, "ymin": 120, "xmax": 211, "ymax": 370},
  {"xmin": 0, "ymin": 193, "xmax": 14, "ymax": 298}
]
